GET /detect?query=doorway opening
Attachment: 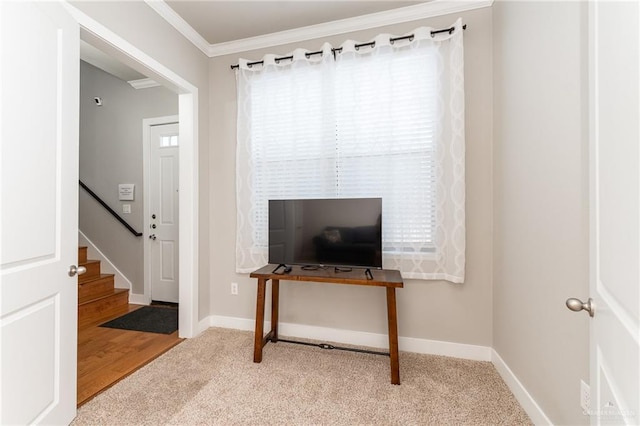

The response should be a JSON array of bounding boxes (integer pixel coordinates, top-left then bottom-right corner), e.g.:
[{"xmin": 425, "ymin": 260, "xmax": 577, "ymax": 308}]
[{"xmin": 69, "ymin": 3, "xmax": 200, "ymax": 338}]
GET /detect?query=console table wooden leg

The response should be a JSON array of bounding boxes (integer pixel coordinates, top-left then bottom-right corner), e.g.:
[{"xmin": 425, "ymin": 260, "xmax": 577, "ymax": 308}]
[
  {"xmin": 253, "ymin": 278, "xmax": 267, "ymax": 363},
  {"xmin": 270, "ymin": 279, "xmax": 279, "ymax": 342},
  {"xmin": 386, "ymin": 287, "xmax": 400, "ymax": 385}
]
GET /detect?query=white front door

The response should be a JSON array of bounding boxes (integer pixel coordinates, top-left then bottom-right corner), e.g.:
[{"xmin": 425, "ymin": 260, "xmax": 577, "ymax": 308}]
[
  {"xmin": 588, "ymin": 1, "xmax": 639, "ymax": 424},
  {"xmin": 0, "ymin": 2, "xmax": 79, "ymax": 424},
  {"xmin": 148, "ymin": 122, "xmax": 179, "ymax": 303}
]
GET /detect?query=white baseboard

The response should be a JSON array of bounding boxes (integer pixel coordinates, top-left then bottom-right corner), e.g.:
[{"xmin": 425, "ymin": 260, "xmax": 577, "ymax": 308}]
[
  {"xmin": 129, "ymin": 293, "xmax": 150, "ymax": 305},
  {"xmin": 208, "ymin": 315, "xmax": 492, "ymax": 361},
  {"xmin": 78, "ymin": 230, "xmax": 133, "ymax": 292},
  {"xmin": 400, "ymin": 335, "xmax": 492, "ymax": 361},
  {"xmin": 197, "ymin": 317, "xmax": 211, "ymax": 336},
  {"xmin": 492, "ymin": 349, "xmax": 552, "ymax": 425},
  {"xmin": 208, "ymin": 315, "xmax": 253, "ymax": 331}
]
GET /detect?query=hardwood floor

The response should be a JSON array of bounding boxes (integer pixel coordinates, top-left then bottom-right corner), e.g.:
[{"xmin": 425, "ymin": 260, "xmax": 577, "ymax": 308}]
[{"xmin": 77, "ymin": 304, "xmax": 183, "ymax": 406}]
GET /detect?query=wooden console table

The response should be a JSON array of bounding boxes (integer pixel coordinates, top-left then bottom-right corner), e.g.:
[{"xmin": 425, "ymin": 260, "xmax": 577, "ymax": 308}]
[{"xmin": 249, "ymin": 264, "xmax": 404, "ymax": 385}]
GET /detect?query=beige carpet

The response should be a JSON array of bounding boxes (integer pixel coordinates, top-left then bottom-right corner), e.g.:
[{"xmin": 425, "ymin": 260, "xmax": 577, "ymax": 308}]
[{"xmin": 73, "ymin": 327, "xmax": 532, "ymax": 425}]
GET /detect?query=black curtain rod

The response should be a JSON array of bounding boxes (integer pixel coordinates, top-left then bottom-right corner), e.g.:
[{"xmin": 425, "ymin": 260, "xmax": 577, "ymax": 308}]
[{"xmin": 230, "ymin": 24, "xmax": 466, "ymax": 70}]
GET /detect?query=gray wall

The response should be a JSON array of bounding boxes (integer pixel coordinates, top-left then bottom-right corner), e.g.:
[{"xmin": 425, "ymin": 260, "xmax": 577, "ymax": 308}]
[
  {"xmin": 209, "ymin": 7, "xmax": 494, "ymax": 345},
  {"xmin": 79, "ymin": 61, "xmax": 178, "ymax": 293},
  {"xmin": 492, "ymin": 1, "xmax": 590, "ymax": 424}
]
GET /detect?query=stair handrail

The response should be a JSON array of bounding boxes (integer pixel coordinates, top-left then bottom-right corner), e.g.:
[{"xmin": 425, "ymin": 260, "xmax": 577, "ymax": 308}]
[{"xmin": 79, "ymin": 180, "xmax": 143, "ymax": 237}]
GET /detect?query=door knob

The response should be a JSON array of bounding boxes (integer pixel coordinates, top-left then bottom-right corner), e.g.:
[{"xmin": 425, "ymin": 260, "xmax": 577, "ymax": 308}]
[
  {"xmin": 566, "ymin": 297, "xmax": 595, "ymax": 317},
  {"xmin": 68, "ymin": 265, "xmax": 87, "ymax": 277},
  {"xmin": 149, "ymin": 234, "xmax": 156, "ymax": 240}
]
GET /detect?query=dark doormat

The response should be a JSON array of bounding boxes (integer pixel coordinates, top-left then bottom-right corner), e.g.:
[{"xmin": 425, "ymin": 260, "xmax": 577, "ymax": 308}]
[{"xmin": 100, "ymin": 306, "xmax": 178, "ymax": 334}]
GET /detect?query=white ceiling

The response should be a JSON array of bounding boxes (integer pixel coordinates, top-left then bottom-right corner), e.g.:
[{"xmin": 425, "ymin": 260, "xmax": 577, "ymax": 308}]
[{"xmin": 165, "ymin": 1, "xmax": 424, "ymax": 45}]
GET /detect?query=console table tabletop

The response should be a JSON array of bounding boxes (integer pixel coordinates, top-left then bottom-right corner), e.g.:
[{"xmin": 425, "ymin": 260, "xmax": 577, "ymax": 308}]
[{"xmin": 250, "ymin": 264, "xmax": 403, "ymax": 288}]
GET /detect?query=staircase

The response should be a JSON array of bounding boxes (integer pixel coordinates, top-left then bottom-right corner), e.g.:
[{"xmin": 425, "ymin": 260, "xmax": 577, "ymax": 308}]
[{"xmin": 77, "ymin": 246, "xmax": 129, "ymax": 328}]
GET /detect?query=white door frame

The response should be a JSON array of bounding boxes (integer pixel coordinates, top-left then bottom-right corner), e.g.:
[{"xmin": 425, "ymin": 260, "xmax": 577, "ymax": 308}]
[
  {"xmin": 143, "ymin": 115, "xmax": 180, "ymax": 304},
  {"xmin": 64, "ymin": 4, "xmax": 200, "ymax": 338}
]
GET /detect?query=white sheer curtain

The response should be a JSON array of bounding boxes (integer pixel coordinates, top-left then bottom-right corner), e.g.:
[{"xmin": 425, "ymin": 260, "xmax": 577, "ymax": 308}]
[
  {"xmin": 235, "ymin": 44, "xmax": 336, "ymax": 271},
  {"xmin": 235, "ymin": 20, "xmax": 466, "ymax": 282}
]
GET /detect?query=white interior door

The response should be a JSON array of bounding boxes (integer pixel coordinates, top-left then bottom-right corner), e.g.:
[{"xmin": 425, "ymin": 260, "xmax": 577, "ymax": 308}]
[
  {"xmin": 588, "ymin": 1, "xmax": 639, "ymax": 424},
  {"xmin": 149, "ymin": 122, "xmax": 179, "ymax": 303},
  {"xmin": 0, "ymin": 2, "xmax": 79, "ymax": 424}
]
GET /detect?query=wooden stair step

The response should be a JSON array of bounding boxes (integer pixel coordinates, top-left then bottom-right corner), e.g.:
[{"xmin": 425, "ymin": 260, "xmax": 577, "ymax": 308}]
[
  {"xmin": 78, "ymin": 246, "xmax": 88, "ymax": 264},
  {"xmin": 78, "ymin": 274, "xmax": 116, "ymax": 304},
  {"xmin": 78, "ymin": 259, "xmax": 101, "ymax": 283},
  {"xmin": 78, "ymin": 288, "xmax": 129, "ymax": 329}
]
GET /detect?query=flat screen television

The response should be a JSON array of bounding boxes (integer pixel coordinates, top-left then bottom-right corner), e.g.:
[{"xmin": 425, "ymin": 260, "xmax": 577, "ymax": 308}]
[{"xmin": 268, "ymin": 198, "xmax": 382, "ymax": 269}]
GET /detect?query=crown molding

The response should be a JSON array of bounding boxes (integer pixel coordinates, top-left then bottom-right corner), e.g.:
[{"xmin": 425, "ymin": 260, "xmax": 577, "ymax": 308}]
[
  {"xmin": 128, "ymin": 78, "xmax": 161, "ymax": 89},
  {"xmin": 208, "ymin": 0, "xmax": 492, "ymax": 57},
  {"xmin": 144, "ymin": 0, "xmax": 210, "ymax": 56},
  {"xmin": 148, "ymin": 0, "xmax": 492, "ymax": 59}
]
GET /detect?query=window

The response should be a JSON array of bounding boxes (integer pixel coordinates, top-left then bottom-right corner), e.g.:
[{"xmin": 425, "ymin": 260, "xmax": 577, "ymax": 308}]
[
  {"xmin": 333, "ymin": 49, "xmax": 439, "ymax": 256},
  {"xmin": 160, "ymin": 135, "xmax": 179, "ymax": 147},
  {"xmin": 236, "ymin": 23, "xmax": 466, "ymax": 282}
]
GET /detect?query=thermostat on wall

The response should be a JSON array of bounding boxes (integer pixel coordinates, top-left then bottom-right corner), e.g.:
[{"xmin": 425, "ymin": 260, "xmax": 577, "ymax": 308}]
[{"xmin": 118, "ymin": 184, "xmax": 135, "ymax": 201}]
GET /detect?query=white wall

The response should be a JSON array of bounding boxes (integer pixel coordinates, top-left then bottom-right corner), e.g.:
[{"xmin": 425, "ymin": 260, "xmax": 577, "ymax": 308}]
[
  {"xmin": 209, "ymin": 8, "xmax": 495, "ymax": 347},
  {"xmin": 492, "ymin": 1, "xmax": 590, "ymax": 424},
  {"xmin": 79, "ymin": 61, "xmax": 177, "ymax": 294}
]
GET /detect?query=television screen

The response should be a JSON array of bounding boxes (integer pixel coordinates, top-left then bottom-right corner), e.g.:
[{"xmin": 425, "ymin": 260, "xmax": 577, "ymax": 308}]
[{"xmin": 268, "ymin": 198, "xmax": 382, "ymax": 269}]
